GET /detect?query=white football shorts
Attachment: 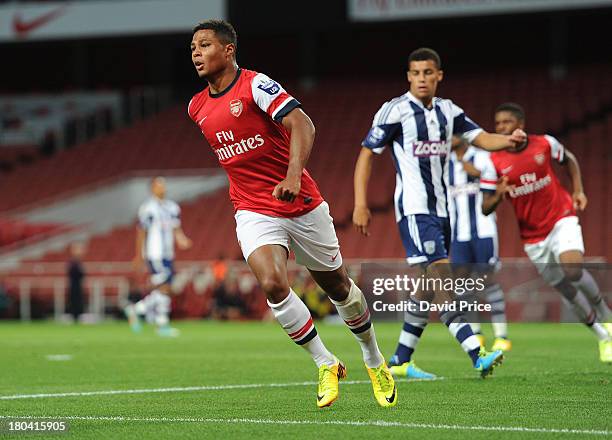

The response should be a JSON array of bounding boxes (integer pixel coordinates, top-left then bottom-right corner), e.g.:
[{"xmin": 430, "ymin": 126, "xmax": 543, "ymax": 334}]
[
  {"xmin": 523, "ymin": 216, "xmax": 585, "ymax": 285},
  {"xmin": 235, "ymin": 201, "xmax": 342, "ymax": 271}
]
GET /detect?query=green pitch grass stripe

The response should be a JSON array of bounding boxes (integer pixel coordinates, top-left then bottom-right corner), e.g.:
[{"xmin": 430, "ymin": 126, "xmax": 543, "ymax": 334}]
[
  {"xmin": 0, "ymin": 415, "xmax": 608, "ymax": 436},
  {"xmin": 0, "ymin": 377, "xmax": 443, "ymax": 400}
]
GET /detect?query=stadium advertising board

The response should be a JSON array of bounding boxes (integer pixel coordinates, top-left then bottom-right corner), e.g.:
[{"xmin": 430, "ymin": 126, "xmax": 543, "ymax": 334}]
[
  {"xmin": 0, "ymin": 0, "xmax": 225, "ymax": 42},
  {"xmin": 348, "ymin": 0, "xmax": 612, "ymax": 21}
]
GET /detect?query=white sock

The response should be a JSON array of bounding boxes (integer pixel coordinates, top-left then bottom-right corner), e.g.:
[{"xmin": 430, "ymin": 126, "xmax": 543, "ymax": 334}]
[
  {"xmin": 559, "ymin": 288, "xmax": 609, "ymax": 341},
  {"xmin": 572, "ymin": 270, "xmax": 611, "ymax": 321},
  {"xmin": 134, "ymin": 290, "xmax": 160, "ymax": 315},
  {"xmin": 439, "ymin": 310, "xmax": 482, "ymax": 366},
  {"xmin": 470, "ymin": 322, "xmax": 482, "ymax": 335},
  {"xmin": 154, "ymin": 292, "xmax": 171, "ymax": 327},
  {"xmin": 329, "ymin": 279, "xmax": 384, "ymax": 368},
  {"xmin": 268, "ymin": 289, "xmax": 336, "ymax": 368},
  {"xmin": 485, "ymin": 284, "xmax": 508, "ymax": 339}
]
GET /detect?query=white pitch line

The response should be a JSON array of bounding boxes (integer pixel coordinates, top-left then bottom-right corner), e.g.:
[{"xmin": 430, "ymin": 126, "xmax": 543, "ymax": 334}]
[
  {"xmin": 0, "ymin": 377, "xmax": 443, "ymax": 401},
  {"xmin": 0, "ymin": 415, "xmax": 608, "ymax": 436}
]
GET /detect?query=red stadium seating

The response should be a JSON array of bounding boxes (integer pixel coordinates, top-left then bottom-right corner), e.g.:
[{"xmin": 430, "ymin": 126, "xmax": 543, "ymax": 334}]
[{"xmin": 3, "ymin": 65, "xmax": 612, "ymax": 263}]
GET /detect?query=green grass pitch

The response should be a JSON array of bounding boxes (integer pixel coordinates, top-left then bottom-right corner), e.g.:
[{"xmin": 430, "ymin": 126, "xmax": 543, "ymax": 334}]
[{"xmin": 0, "ymin": 321, "xmax": 610, "ymax": 439}]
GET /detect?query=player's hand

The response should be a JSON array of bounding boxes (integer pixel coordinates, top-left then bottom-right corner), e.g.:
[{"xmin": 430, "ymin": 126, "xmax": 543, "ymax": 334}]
[
  {"xmin": 508, "ymin": 128, "xmax": 527, "ymax": 149},
  {"xmin": 131, "ymin": 256, "xmax": 145, "ymax": 272},
  {"xmin": 460, "ymin": 160, "xmax": 481, "ymax": 178},
  {"xmin": 353, "ymin": 206, "xmax": 371, "ymax": 236},
  {"xmin": 177, "ymin": 235, "xmax": 193, "ymax": 250},
  {"xmin": 273, "ymin": 175, "xmax": 301, "ymax": 202},
  {"xmin": 572, "ymin": 191, "xmax": 588, "ymax": 211},
  {"xmin": 496, "ymin": 176, "xmax": 512, "ymax": 198}
]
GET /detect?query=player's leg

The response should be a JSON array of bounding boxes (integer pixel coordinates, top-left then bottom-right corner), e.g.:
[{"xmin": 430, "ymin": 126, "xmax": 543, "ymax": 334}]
[
  {"xmin": 248, "ymin": 245, "xmax": 337, "ymax": 368},
  {"xmin": 153, "ymin": 283, "xmax": 179, "ymax": 337},
  {"xmin": 559, "ymin": 250, "xmax": 611, "ymax": 325},
  {"xmin": 388, "ymin": 294, "xmax": 436, "ymax": 379},
  {"xmin": 451, "ymin": 240, "xmax": 484, "ymax": 346},
  {"xmin": 124, "ymin": 259, "xmax": 166, "ymax": 333},
  {"xmin": 475, "ymin": 237, "xmax": 511, "ymax": 352},
  {"xmin": 555, "ymin": 217, "xmax": 610, "ymax": 324},
  {"xmin": 288, "ymin": 202, "xmax": 395, "ymax": 407},
  {"xmin": 249, "ymin": 245, "xmax": 345, "ymax": 408},
  {"xmin": 144, "ymin": 260, "xmax": 179, "ymax": 337},
  {"xmin": 485, "ymin": 280, "xmax": 511, "ymax": 351},
  {"xmin": 525, "ymin": 217, "xmax": 611, "ymax": 362},
  {"xmin": 308, "ymin": 265, "xmax": 384, "ymax": 369},
  {"xmin": 235, "ymin": 210, "xmax": 343, "ymax": 407},
  {"xmin": 556, "ymin": 250, "xmax": 612, "ymax": 362},
  {"xmin": 428, "ymin": 260, "xmax": 504, "ymax": 377},
  {"xmin": 386, "ymin": 215, "xmax": 436, "ymax": 379},
  {"xmin": 553, "ymin": 217, "xmax": 612, "ymax": 362},
  {"xmin": 403, "ymin": 215, "xmax": 502, "ymax": 377},
  {"xmin": 308, "ymin": 266, "xmax": 396, "ymax": 407}
]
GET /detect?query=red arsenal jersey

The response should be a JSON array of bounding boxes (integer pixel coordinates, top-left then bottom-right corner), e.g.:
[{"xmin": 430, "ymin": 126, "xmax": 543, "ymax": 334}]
[
  {"xmin": 480, "ymin": 134, "xmax": 575, "ymax": 243},
  {"xmin": 188, "ymin": 68, "xmax": 324, "ymax": 217}
]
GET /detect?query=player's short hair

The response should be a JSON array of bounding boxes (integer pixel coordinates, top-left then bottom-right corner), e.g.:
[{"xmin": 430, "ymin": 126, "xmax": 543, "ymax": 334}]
[
  {"xmin": 192, "ymin": 19, "xmax": 238, "ymax": 52},
  {"xmin": 408, "ymin": 48, "xmax": 442, "ymax": 69},
  {"xmin": 495, "ymin": 102, "xmax": 525, "ymax": 121}
]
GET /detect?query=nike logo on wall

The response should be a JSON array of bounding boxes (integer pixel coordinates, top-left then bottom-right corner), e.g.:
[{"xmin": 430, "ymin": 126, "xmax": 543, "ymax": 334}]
[{"xmin": 12, "ymin": 4, "xmax": 69, "ymax": 37}]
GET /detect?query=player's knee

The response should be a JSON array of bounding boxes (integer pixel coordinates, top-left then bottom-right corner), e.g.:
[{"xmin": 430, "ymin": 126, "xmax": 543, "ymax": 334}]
[
  {"xmin": 260, "ymin": 276, "xmax": 290, "ymax": 303},
  {"xmin": 327, "ymin": 281, "xmax": 351, "ymax": 302},
  {"xmin": 316, "ymin": 273, "xmax": 350, "ymax": 302},
  {"xmin": 562, "ymin": 267, "xmax": 583, "ymax": 283}
]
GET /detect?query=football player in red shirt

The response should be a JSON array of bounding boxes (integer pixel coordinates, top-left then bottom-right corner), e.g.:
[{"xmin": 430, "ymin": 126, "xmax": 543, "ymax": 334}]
[
  {"xmin": 188, "ymin": 19, "xmax": 396, "ymax": 407},
  {"xmin": 482, "ymin": 103, "xmax": 612, "ymax": 362}
]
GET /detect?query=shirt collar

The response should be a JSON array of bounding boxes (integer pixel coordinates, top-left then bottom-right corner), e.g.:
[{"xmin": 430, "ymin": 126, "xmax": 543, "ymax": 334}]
[{"xmin": 406, "ymin": 91, "xmax": 436, "ymax": 110}]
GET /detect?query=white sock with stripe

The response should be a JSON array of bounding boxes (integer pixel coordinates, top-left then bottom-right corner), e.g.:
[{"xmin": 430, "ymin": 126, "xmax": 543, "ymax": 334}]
[
  {"xmin": 485, "ymin": 284, "xmax": 508, "ymax": 339},
  {"xmin": 330, "ymin": 279, "xmax": 384, "ymax": 368},
  {"xmin": 267, "ymin": 289, "xmax": 336, "ymax": 368},
  {"xmin": 555, "ymin": 280, "xmax": 610, "ymax": 341},
  {"xmin": 439, "ymin": 310, "xmax": 482, "ymax": 366},
  {"xmin": 572, "ymin": 270, "xmax": 611, "ymax": 321}
]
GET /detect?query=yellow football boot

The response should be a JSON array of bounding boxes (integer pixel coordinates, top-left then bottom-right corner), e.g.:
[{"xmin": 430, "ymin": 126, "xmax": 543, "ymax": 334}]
[
  {"xmin": 366, "ymin": 362, "xmax": 398, "ymax": 408},
  {"xmin": 491, "ymin": 337, "xmax": 512, "ymax": 352},
  {"xmin": 317, "ymin": 359, "xmax": 347, "ymax": 408}
]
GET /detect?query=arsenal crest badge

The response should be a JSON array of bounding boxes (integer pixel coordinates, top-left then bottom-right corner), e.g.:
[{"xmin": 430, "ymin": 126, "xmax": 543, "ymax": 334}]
[
  {"xmin": 534, "ymin": 153, "xmax": 545, "ymax": 165},
  {"xmin": 229, "ymin": 99, "xmax": 243, "ymax": 117}
]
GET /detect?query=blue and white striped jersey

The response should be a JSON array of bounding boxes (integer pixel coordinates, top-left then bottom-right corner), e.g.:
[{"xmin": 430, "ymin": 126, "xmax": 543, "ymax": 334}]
[
  {"xmin": 362, "ymin": 92, "xmax": 483, "ymax": 220},
  {"xmin": 138, "ymin": 197, "xmax": 181, "ymax": 261},
  {"xmin": 448, "ymin": 146, "xmax": 497, "ymax": 242}
]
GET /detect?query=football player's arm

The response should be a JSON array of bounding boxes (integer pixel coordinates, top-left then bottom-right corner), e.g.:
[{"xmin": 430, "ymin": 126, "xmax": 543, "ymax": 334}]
[
  {"xmin": 461, "ymin": 161, "xmax": 481, "ymax": 178},
  {"xmin": 133, "ymin": 226, "xmax": 146, "ymax": 270},
  {"xmin": 273, "ymin": 108, "xmax": 315, "ymax": 202},
  {"xmin": 563, "ymin": 148, "xmax": 587, "ymax": 211},
  {"xmin": 174, "ymin": 227, "xmax": 193, "ymax": 250},
  {"xmin": 482, "ymin": 177, "xmax": 511, "ymax": 216},
  {"xmin": 452, "ymin": 104, "xmax": 526, "ymax": 151},
  {"xmin": 472, "ymin": 131, "xmax": 527, "ymax": 152},
  {"xmin": 353, "ymin": 148, "xmax": 375, "ymax": 236}
]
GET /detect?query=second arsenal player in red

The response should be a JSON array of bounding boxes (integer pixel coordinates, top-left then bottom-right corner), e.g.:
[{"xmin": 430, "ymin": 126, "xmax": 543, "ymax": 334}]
[
  {"xmin": 481, "ymin": 102, "xmax": 612, "ymax": 363},
  {"xmin": 188, "ymin": 19, "xmax": 397, "ymax": 407}
]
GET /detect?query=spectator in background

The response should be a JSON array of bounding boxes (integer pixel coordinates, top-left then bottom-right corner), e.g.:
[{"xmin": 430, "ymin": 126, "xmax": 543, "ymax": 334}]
[
  {"xmin": 212, "ymin": 253, "xmax": 228, "ymax": 286},
  {"xmin": 211, "ymin": 276, "xmax": 247, "ymax": 320},
  {"xmin": 0, "ymin": 278, "xmax": 11, "ymax": 318},
  {"xmin": 293, "ymin": 273, "xmax": 334, "ymax": 320},
  {"xmin": 67, "ymin": 242, "xmax": 86, "ymax": 323}
]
